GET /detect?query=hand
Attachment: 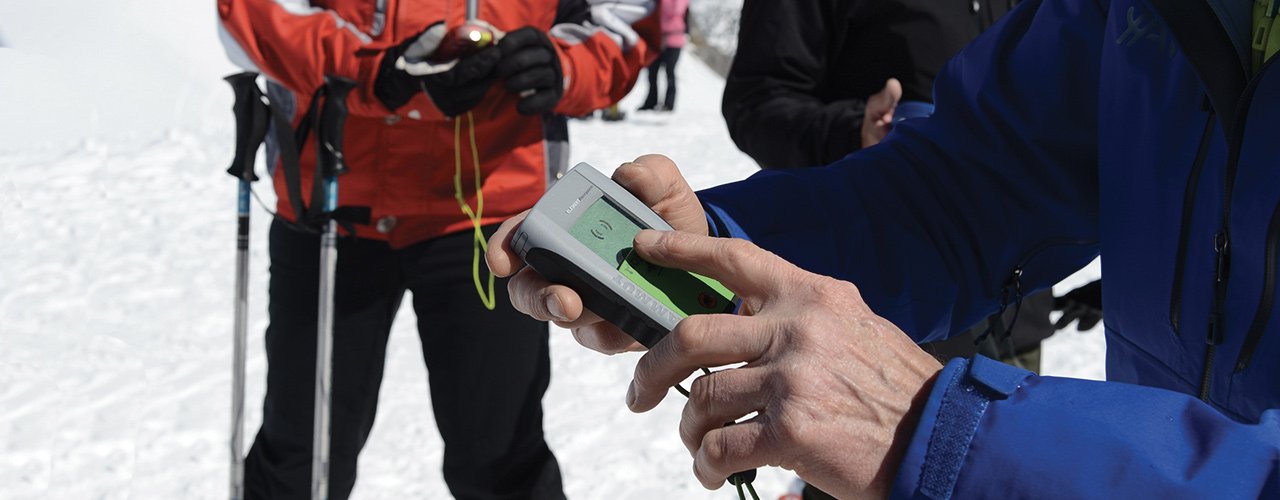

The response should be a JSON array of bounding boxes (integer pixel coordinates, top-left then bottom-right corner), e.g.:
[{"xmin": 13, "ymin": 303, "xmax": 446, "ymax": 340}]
[
  {"xmin": 859, "ymin": 78, "xmax": 902, "ymax": 148},
  {"xmin": 1053, "ymin": 280, "xmax": 1103, "ymax": 331},
  {"xmin": 625, "ymin": 230, "xmax": 942, "ymax": 498},
  {"xmin": 485, "ymin": 154, "xmax": 708, "ymax": 353},
  {"xmin": 374, "ymin": 22, "xmax": 501, "ymax": 116},
  {"xmin": 496, "ymin": 27, "xmax": 565, "ymax": 115}
]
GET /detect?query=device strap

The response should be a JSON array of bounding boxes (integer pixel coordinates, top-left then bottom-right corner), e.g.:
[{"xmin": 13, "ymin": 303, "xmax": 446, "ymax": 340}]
[{"xmin": 454, "ymin": 111, "xmax": 497, "ymax": 310}]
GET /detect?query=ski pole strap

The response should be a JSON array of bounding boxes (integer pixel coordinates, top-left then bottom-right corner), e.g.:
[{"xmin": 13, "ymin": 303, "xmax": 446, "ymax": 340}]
[
  {"xmin": 262, "ymin": 77, "xmax": 371, "ymax": 234},
  {"xmin": 309, "ymin": 77, "xmax": 368, "ymax": 233},
  {"xmin": 224, "ymin": 72, "xmax": 267, "ymax": 183},
  {"xmin": 317, "ymin": 76, "xmax": 357, "ymax": 178}
]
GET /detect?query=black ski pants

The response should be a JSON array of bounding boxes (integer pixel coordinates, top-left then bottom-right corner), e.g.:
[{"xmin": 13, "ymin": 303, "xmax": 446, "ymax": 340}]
[
  {"xmin": 244, "ymin": 220, "xmax": 564, "ymax": 500},
  {"xmin": 642, "ymin": 47, "xmax": 681, "ymax": 110}
]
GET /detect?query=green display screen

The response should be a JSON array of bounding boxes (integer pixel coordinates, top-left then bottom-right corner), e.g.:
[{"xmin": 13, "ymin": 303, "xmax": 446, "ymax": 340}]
[{"xmin": 568, "ymin": 197, "xmax": 735, "ymax": 317}]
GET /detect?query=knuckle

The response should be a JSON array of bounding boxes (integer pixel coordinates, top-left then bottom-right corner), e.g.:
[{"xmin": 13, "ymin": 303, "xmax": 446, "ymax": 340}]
[
  {"xmin": 668, "ymin": 319, "xmax": 708, "ymax": 357},
  {"xmin": 700, "ymin": 431, "xmax": 732, "ymax": 470},
  {"xmin": 687, "ymin": 373, "xmax": 718, "ymax": 414},
  {"xmin": 814, "ymin": 276, "xmax": 864, "ymax": 311},
  {"xmin": 505, "ymin": 276, "xmax": 538, "ymax": 315},
  {"xmin": 722, "ymin": 238, "xmax": 756, "ymax": 263}
]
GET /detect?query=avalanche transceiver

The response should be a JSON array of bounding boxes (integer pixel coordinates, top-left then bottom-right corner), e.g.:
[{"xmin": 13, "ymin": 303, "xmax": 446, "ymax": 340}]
[{"xmin": 512, "ymin": 163, "xmax": 736, "ymax": 347}]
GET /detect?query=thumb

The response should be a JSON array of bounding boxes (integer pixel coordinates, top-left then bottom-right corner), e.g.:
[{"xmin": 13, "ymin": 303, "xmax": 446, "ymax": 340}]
[
  {"xmin": 865, "ymin": 78, "xmax": 904, "ymax": 126},
  {"xmin": 883, "ymin": 78, "xmax": 903, "ymax": 108},
  {"xmin": 613, "ymin": 155, "xmax": 709, "ymax": 235}
]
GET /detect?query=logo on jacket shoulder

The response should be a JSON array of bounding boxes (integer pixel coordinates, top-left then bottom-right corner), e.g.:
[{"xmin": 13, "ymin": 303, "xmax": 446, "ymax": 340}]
[{"xmin": 1116, "ymin": 5, "xmax": 1177, "ymax": 59}]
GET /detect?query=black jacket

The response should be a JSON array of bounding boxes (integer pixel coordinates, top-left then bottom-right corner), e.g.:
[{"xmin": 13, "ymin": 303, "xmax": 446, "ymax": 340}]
[{"xmin": 722, "ymin": 0, "xmax": 1016, "ymax": 169}]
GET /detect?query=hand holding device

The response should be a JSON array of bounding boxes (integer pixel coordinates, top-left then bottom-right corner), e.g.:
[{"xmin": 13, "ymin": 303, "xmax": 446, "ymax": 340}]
[
  {"xmin": 488, "ymin": 154, "xmax": 709, "ymax": 353},
  {"xmin": 508, "ymin": 161, "xmax": 733, "ymax": 347}
]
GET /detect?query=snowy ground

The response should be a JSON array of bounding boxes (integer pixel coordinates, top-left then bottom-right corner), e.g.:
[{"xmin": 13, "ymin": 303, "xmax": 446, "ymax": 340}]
[{"xmin": 0, "ymin": 3, "xmax": 1102, "ymax": 498}]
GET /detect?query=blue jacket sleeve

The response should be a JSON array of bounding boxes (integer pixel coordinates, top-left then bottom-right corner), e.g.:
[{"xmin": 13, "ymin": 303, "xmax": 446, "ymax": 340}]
[
  {"xmin": 893, "ymin": 356, "xmax": 1280, "ymax": 499},
  {"xmin": 699, "ymin": 0, "xmax": 1280, "ymax": 497},
  {"xmin": 698, "ymin": 0, "xmax": 1104, "ymax": 343}
]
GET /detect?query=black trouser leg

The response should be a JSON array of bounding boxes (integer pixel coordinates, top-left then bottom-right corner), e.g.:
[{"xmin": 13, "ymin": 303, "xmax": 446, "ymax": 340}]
[
  {"xmin": 245, "ymin": 221, "xmax": 405, "ymax": 500},
  {"xmin": 403, "ymin": 226, "xmax": 564, "ymax": 500},
  {"xmin": 641, "ymin": 58, "xmax": 661, "ymax": 109},
  {"xmin": 662, "ymin": 47, "xmax": 680, "ymax": 110}
]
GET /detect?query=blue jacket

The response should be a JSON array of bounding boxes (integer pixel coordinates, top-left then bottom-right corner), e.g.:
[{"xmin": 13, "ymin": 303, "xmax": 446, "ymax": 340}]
[{"xmin": 699, "ymin": 0, "xmax": 1280, "ymax": 497}]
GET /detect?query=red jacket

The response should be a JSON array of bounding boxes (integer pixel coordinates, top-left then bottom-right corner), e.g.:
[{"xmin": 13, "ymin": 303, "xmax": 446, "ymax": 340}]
[{"xmin": 219, "ymin": 0, "xmax": 659, "ymax": 247}]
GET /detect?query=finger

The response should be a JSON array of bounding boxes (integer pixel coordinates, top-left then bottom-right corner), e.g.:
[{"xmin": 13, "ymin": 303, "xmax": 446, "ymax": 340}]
[
  {"xmin": 516, "ymin": 90, "xmax": 559, "ymax": 116},
  {"xmin": 679, "ymin": 367, "xmax": 771, "ymax": 455},
  {"xmin": 452, "ymin": 45, "xmax": 500, "ymax": 82},
  {"xmin": 1076, "ymin": 313, "xmax": 1102, "ymax": 331},
  {"xmin": 693, "ymin": 420, "xmax": 779, "ymax": 490},
  {"xmin": 1053, "ymin": 306, "xmax": 1082, "ymax": 330},
  {"xmin": 502, "ymin": 65, "xmax": 556, "ymax": 93},
  {"xmin": 498, "ymin": 27, "xmax": 541, "ymax": 56},
  {"xmin": 631, "ymin": 229, "xmax": 791, "ymax": 301},
  {"xmin": 629, "ymin": 314, "xmax": 775, "ymax": 412},
  {"xmin": 497, "ymin": 45, "xmax": 554, "ymax": 78},
  {"xmin": 569, "ymin": 322, "xmax": 646, "ymax": 355},
  {"xmin": 484, "ymin": 210, "xmax": 530, "ymax": 277},
  {"xmin": 507, "ymin": 266, "xmax": 583, "ymax": 323},
  {"xmin": 508, "ymin": 268, "xmax": 644, "ymax": 353},
  {"xmin": 613, "ymin": 155, "xmax": 709, "ymax": 235}
]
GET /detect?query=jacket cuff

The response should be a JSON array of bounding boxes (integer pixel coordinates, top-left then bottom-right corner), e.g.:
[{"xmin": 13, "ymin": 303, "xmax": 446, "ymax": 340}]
[
  {"xmin": 891, "ymin": 355, "xmax": 1032, "ymax": 499},
  {"xmin": 700, "ymin": 198, "xmax": 752, "ymax": 241}
]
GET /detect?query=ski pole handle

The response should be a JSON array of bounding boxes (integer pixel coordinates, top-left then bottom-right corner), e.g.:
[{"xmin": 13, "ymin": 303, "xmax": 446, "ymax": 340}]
[
  {"xmin": 317, "ymin": 76, "xmax": 358, "ymax": 179},
  {"xmin": 224, "ymin": 72, "xmax": 266, "ymax": 182}
]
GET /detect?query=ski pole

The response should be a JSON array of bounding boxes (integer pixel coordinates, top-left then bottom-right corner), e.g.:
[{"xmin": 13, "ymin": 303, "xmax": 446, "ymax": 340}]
[
  {"xmin": 311, "ymin": 75, "xmax": 357, "ymax": 500},
  {"xmin": 223, "ymin": 71, "xmax": 267, "ymax": 500}
]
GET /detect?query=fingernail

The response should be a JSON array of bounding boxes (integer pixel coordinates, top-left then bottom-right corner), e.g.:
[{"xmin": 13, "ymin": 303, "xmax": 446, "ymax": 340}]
[
  {"xmin": 546, "ymin": 295, "xmax": 567, "ymax": 322},
  {"xmin": 626, "ymin": 380, "xmax": 638, "ymax": 409},
  {"xmin": 634, "ymin": 229, "xmax": 660, "ymax": 247}
]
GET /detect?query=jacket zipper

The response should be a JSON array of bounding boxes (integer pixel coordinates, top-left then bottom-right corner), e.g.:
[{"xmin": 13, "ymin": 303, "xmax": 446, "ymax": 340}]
[
  {"xmin": 1235, "ymin": 202, "xmax": 1280, "ymax": 372},
  {"xmin": 1202, "ymin": 230, "xmax": 1228, "ymax": 400},
  {"xmin": 1197, "ymin": 54, "xmax": 1275, "ymax": 400},
  {"xmin": 996, "ymin": 238, "xmax": 1095, "ymax": 331},
  {"xmin": 1169, "ymin": 109, "xmax": 1218, "ymax": 335}
]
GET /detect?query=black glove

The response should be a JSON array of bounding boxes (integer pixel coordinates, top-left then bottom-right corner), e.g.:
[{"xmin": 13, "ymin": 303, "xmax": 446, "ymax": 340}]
[
  {"xmin": 496, "ymin": 27, "xmax": 564, "ymax": 116},
  {"xmin": 1053, "ymin": 280, "xmax": 1103, "ymax": 331},
  {"xmin": 374, "ymin": 22, "xmax": 501, "ymax": 116}
]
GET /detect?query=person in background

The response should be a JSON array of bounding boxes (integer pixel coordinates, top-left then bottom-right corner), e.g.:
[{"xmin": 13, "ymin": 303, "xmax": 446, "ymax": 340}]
[
  {"xmin": 217, "ymin": 0, "xmax": 660, "ymax": 497},
  {"xmin": 638, "ymin": 0, "xmax": 689, "ymax": 112}
]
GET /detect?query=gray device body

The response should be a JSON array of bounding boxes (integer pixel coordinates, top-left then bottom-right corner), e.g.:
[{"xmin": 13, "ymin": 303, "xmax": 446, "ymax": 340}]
[{"xmin": 512, "ymin": 163, "xmax": 733, "ymax": 347}]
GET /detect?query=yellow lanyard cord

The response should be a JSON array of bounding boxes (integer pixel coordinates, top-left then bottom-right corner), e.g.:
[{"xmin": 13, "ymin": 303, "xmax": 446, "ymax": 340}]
[{"xmin": 454, "ymin": 111, "xmax": 496, "ymax": 310}]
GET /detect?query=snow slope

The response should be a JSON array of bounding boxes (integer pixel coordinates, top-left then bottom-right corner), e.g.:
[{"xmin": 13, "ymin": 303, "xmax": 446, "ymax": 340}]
[{"xmin": 0, "ymin": 3, "xmax": 1103, "ymax": 498}]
